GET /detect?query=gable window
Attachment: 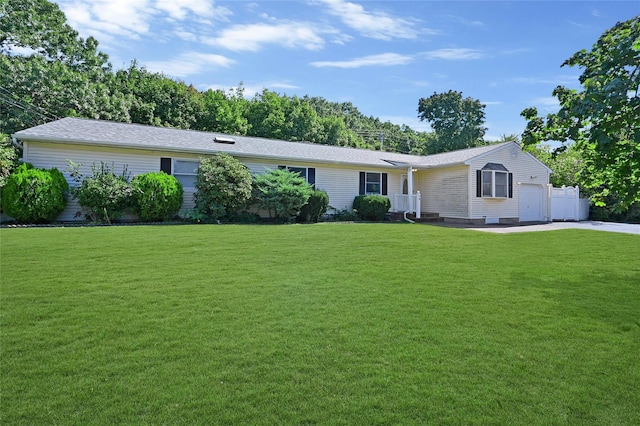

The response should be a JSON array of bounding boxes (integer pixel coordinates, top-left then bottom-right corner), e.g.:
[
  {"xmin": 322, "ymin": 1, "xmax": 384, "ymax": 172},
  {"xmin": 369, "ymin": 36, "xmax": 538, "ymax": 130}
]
[
  {"xmin": 278, "ymin": 165, "xmax": 316, "ymax": 186},
  {"xmin": 359, "ymin": 172, "xmax": 388, "ymax": 195},
  {"xmin": 173, "ymin": 159, "xmax": 199, "ymax": 188},
  {"xmin": 476, "ymin": 163, "xmax": 512, "ymax": 198}
]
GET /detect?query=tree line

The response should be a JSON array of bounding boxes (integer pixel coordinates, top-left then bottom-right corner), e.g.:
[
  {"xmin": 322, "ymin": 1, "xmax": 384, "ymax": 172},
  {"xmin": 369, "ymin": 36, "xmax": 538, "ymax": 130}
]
[{"xmin": 1, "ymin": 0, "xmax": 638, "ymax": 220}]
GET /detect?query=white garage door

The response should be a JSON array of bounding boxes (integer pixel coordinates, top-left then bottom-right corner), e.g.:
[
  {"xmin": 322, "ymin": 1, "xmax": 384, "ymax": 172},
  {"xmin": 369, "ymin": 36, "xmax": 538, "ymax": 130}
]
[{"xmin": 519, "ymin": 184, "xmax": 544, "ymax": 222}]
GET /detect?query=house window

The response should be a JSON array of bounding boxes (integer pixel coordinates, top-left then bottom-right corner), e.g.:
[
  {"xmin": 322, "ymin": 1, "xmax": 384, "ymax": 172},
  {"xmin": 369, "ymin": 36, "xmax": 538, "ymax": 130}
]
[
  {"xmin": 477, "ymin": 163, "xmax": 512, "ymax": 198},
  {"xmin": 278, "ymin": 166, "xmax": 316, "ymax": 186},
  {"xmin": 359, "ymin": 172, "xmax": 388, "ymax": 195},
  {"xmin": 173, "ymin": 159, "xmax": 199, "ymax": 188}
]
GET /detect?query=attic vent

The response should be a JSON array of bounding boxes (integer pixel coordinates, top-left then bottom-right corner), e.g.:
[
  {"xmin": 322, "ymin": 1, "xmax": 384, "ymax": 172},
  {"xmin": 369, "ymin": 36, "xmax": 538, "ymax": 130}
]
[{"xmin": 214, "ymin": 136, "xmax": 236, "ymax": 144}]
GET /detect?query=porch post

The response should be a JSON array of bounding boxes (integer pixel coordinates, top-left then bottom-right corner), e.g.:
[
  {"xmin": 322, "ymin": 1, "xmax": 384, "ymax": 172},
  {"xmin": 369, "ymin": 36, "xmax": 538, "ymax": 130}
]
[{"xmin": 407, "ymin": 166, "xmax": 414, "ymax": 213}]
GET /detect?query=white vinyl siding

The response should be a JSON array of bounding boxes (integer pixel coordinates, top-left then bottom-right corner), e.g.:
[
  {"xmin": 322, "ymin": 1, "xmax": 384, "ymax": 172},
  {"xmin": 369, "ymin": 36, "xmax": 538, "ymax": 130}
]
[
  {"xmin": 467, "ymin": 143, "xmax": 550, "ymax": 221},
  {"xmin": 242, "ymin": 159, "xmax": 400, "ymax": 212},
  {"xmin": 23, "ymin": 142, "xmax": 171, "ymax": 221}
]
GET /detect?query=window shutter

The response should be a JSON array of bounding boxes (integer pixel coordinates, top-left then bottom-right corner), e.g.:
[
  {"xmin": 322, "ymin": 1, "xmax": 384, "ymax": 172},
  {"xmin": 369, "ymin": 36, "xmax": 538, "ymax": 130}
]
[
  {"xmin": 359, "ymin": 172, "xmax": 366, "ymax": 195},
  {"xmin": 476, "ymin": 170, "xmax": 482, "ymax": 197},
  {"xmin": 160, "ymin": 157, "xmax": 172, "ymax": 174},
  {"xmin": 508, "ymin": 173, "xmax": 513, "ymax": 198},
  {"xmin": 308, "ymin": 168, "xmax": 315, "ymax": 187},
  {"xmin": 382, "ymin": 173, "xmax": 388, "ymax": 195}
]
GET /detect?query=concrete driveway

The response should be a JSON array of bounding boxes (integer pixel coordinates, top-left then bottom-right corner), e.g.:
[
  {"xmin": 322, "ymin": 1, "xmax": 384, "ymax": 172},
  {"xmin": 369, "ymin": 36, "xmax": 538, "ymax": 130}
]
[{"xmin": 462, "ymin": 221, "xmax": 640, "ymax": 235}]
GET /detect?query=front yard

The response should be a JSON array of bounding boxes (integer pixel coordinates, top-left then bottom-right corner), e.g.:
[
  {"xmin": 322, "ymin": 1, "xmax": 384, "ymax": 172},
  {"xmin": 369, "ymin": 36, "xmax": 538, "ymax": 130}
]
[{"xmin": 1, "ymin": 224, "xmax": 638, "ymax": 424}]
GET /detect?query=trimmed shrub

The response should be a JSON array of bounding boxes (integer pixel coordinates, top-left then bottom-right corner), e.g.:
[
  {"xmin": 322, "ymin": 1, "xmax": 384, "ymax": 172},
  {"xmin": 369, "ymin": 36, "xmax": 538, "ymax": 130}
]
[
  {"xmin": 297, "ymin": 189, "xmax": 329, "ymax": 223},
  {"xmin": 252, "ymin": 168, "xmax": 312, "ymax": 221},
  {"xmin": 132, "ymin": 172, "xmax": 183, "ymax": 222},
  {"xmin": 353, "ymin": 195, "xmax": 391, "ymax": 221},
  {"xmin": 194, "ymin": 153, "xmax": 252, "ymax": 221},
  {"xmin": 1, "ymin": 163, "xmax": 68, "ymax": 223},
  {"xmin": 69, "ymin": 161, "xmax": 135, "ymax": 223}
]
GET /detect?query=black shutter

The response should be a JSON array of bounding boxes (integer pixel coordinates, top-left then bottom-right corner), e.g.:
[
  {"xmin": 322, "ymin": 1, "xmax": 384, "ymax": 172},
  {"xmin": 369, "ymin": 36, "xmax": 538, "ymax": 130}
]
[
  {"xmin": 382, "ymin": 173, "xmax": 388, "ymax": 195},
  {"xmin": 160, "ymin": 157, "xmax": 172, "ymax": 174},
  {"xmin": 476, "ymin": 170, "xmax": 482, "ymax": 197},
  {"xmin": 508, "ymin": 173, "xmax": 513, "ymax": 198},
  {"xmin": 308, "ymin": 168, "xmax": 315, "ymax": 187},
  {"xmin": 359, "ymin": 172, "xmax": 366, "ymax": 195}
]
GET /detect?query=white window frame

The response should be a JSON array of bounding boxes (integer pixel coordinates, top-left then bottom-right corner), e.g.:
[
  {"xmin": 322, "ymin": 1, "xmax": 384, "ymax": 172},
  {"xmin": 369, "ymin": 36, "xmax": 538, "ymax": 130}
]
[
  {"xmin": 172, "ymin": 159, "xmax": 199, "ymax": 189},
  {"xmin": 365, "ymin": 172, "xmax": 382, "ymax": 195},
  {"xmin": 482, "ymin": 170, "xmax": 509, "ymax": 198}
]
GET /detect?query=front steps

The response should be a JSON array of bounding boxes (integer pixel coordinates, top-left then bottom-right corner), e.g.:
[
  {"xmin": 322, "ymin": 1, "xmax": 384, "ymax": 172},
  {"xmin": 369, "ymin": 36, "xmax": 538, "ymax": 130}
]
[{"xmin": 390, "ymin": 212, "xmax": 443, "ymax": 223}]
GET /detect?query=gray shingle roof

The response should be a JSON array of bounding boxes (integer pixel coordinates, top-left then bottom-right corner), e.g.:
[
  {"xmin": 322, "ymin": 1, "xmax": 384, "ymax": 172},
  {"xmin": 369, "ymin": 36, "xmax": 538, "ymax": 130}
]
[{"xmin": 13, "ymin": 117, "xmax": 512, "ymax": 169}]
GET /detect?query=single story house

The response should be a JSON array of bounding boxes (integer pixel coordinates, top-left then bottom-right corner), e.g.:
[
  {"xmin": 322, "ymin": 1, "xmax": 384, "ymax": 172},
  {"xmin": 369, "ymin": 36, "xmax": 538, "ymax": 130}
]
[{"xmin": 12, "ymin": 117, "xmax": 552, "ymax": 223}]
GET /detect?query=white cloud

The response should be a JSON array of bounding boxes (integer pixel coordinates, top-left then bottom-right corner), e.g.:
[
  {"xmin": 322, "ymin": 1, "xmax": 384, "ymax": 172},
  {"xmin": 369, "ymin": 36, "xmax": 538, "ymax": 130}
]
[
  {"xmin": 155, "ymin": 0, "xmax": 231, "ymax": 21},
  {"xmin": 310, "ymin": 53, "xmax": 413, "ymax": 68},
  {"xmin": 144, "ymin": 52, "xmax": 235, "ymax": 77},
  {"xmin": 59, "ymin": 0, "xmax": 153, "ymax": 41},
  {"xmin": 57, "ymin": 0, "xmax": 230, "ymax": 43},
  {"xmin": 422, "ymin": 48, "xmax": 484, "ymax": 60},
  {"xmin": 317, "ymin": 0, "xmax": 427, "ymax": 40},
  {"xmin": 531, "ymin": 96, "xmax": 560, "ymax": 113},
  {"xmin": 202, "ymin": 22, "xmax": 326, "ymax": 52}
]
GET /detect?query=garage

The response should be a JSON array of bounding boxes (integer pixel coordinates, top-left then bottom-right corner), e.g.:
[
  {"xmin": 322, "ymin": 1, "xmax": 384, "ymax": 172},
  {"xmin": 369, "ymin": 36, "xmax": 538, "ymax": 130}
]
[{"xmin": 519, "ymin": 184, "xmax": 545, "ymax": 222}]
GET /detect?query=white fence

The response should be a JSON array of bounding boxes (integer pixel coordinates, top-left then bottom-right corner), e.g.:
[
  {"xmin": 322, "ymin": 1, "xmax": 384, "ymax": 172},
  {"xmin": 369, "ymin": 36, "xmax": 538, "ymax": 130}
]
[{"xmin": 551, "ymin": 186, "xmax": 589, "ymax": 221}]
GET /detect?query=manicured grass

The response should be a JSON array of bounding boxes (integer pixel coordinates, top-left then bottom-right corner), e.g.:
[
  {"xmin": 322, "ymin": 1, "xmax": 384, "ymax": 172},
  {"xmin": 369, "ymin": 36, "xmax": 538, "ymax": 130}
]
[{"xmin": 1, "ymin": 224, "xmax": 639, "ymax": 424}]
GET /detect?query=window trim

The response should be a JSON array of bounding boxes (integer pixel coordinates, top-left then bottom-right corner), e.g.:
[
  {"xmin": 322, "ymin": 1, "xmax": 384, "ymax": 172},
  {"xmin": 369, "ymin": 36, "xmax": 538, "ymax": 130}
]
[
  {"xmin": 476, "ymin": 164, "xmax": 513, "ymax": 199},
  {"xmin": 172, "ymin": 158, "xmax": 199, "ymax": 189},
  {"xmin": 482, "ymin": 170, "xmax": 509, "ymax": 198},
  {"xmin": 359, "ymin": 171, "xmax": 388, "ymax": 195}
]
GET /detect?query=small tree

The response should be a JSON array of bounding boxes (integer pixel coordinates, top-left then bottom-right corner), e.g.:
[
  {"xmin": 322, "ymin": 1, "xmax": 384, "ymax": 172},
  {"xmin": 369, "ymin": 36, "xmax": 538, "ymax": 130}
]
[
  {"xmin": 1, "ymin": 163, "xmax": 68, "ymax": 223},
  {"xmin": 69, "ymin": 161, "xmax": 135, "ymax": 223},
  {"xmin": 131, "ymin": 172, "xmax": 183, "ymax": 222},
  {"xmin": 194, "ymin": 153, "xmax": 252, "ymax": 221},
  {"xmin": 252, "ymin": 168, "xmax": 312, "ymax": 221}
]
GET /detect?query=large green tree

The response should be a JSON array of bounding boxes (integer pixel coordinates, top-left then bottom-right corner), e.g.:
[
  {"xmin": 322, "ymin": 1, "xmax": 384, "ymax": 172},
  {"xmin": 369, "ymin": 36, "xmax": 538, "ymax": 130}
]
[
  {"xmin": 521, "ymin": 15, "xmax": 640, "ymax": 210},
  {"xmin": 0, "ymin": 0, "xmax": 128, "ymax": 134},
  {"xmin": 417, "ymin": 90, "xmax": 487, "ymax": 153}
]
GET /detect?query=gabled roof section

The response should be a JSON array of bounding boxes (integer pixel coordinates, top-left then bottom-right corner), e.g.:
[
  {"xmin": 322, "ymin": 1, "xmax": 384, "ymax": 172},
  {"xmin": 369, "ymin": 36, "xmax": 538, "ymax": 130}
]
[{"xmin": 14, "ymin": 117, "xmax": 513, "ymax": 169}]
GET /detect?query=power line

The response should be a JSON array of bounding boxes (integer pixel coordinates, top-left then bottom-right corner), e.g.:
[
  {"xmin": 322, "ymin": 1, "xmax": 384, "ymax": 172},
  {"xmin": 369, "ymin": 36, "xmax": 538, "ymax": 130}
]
[{"xmin": 0, "ymin": 85, "xmax": 59, "ymax": 123}]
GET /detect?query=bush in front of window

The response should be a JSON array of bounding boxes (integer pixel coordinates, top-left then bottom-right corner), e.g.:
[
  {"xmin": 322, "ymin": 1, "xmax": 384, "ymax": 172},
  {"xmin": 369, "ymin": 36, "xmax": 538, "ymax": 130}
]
[
  {"xmin": 131, "ymin": 172, "xmax": 183, "ymax": 222},
  {"xmin": 252, "ymin": 168, "xmax": 312, "ymax": 221},
  {"xmin": 353, "ymin": 195, "xmax": 391, "ymax": 221},
  {"xmin": 297, "ymin": 189, "xmax": 329, "ymax": 223},
  {"xmin": 69, "ymin": 161, "xmax": 136, "ymax": 223},
  {"xmin": 194, "ymin": 153, "xmax": 252, "ymax": 221},
  {"xmin": 1, "ymin": 163, "xmax": 68, "ymax": 223}
]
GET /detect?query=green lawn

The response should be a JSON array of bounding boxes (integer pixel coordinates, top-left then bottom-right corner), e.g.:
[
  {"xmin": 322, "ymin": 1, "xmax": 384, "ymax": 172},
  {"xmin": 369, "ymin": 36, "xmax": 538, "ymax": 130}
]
[{"xmin": 1, "ymin": 224, "xmax": 639, "ymax": 424}]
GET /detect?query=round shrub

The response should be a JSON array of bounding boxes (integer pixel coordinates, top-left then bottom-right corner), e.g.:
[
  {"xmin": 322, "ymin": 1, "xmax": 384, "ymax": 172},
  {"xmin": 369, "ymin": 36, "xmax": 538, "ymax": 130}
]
[
  {"xmin": 1, "ymin": 163, "xmax": 68, "ymax": 223},
  {"xmin": 352, "ymin": 194, "xmax": 391, "ymax": 221},
  {"xmin": 132, "ymin": 171, "xmax": 184, "ymax": 222},
  {"xmin": 195, "ymin": 153, "xmax": 252, "ymax": 221},
  {"xmin": 298, "ymin": 189, "xmax": 329, "ymax": 223}
]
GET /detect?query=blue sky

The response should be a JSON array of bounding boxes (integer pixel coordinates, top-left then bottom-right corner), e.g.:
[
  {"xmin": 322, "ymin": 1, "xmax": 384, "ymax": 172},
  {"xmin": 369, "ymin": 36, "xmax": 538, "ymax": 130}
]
[{"xmin": 55, "ymin": 0, "xmax": 639, "ymax": 140}]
